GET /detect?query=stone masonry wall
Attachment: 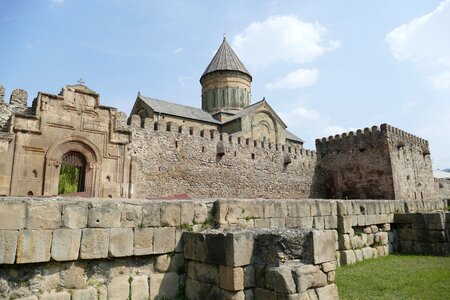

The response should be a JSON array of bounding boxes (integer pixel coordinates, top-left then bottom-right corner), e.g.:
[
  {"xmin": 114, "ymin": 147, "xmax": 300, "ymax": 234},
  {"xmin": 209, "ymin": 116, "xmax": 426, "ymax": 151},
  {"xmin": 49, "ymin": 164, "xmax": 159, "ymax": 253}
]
[
  {"xmin": 435, "ymin": 178, "xmax": 450, "ymax": 199},
  {"xmin": 129, "ymin": 115, "xmax": 321, "ymax": 199},
  {"xmin": 0, "ymin": 197, "xmax": 447, "ymax": 299},
  {"xmin": 385, "ymin": 124, "xmax": 436, "ymax": 200},
  {"xmin": 0, "ymin": 85, "xmax": 29, "ymax": 131},
  {"xmin": 394, "ymin": 211, "xmax": 450, "ymax": 256},
  {"xmin": 315, "ymin": 125, "xmax": 395, "ymax": 199}
]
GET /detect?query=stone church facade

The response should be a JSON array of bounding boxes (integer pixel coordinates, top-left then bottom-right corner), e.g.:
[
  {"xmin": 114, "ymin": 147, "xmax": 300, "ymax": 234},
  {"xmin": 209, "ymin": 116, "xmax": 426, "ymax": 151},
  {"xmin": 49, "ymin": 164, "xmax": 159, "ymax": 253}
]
[{"xmin": 0, "ymin": 39, "xmax": 448, "ymax": 200}]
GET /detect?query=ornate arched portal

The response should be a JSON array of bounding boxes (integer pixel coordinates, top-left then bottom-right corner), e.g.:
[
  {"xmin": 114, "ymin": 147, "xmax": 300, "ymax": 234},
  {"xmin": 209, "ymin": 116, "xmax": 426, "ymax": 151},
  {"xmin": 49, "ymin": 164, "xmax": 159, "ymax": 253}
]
[{"xmin": 43, "ymin": 137, "xmax": 101, "ymax": 196}]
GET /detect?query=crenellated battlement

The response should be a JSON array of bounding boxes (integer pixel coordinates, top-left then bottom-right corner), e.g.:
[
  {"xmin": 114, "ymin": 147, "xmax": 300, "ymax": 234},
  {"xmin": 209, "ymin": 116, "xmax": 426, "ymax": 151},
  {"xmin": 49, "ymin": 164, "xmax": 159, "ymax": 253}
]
[
  {"xmin": 127, "ymin": 114, "xmax": 316, "ymax": 159},
  {"xmin": 380, "ymin": 123, "xmax": 428, "ymax": 147},
  {"xmin": 0, "ymin": 84, "xmax": 29, "ymax": 132}
]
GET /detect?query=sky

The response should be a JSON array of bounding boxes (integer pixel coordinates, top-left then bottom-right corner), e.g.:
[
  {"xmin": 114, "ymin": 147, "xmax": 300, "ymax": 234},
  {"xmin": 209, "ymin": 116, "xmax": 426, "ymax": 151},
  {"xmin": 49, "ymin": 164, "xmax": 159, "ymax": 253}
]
[{"xmin": 1, "ymin": 0, "xmax": 449, "ymax": 169}]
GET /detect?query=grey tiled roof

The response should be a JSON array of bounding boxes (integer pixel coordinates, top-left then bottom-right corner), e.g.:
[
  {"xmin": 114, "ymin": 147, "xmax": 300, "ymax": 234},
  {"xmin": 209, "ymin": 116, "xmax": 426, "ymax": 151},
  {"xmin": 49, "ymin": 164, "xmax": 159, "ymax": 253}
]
[
  {"xmin": 139, "ymin": 96, "xmax": 221, "ymax": 124},
  {"xmin": 201, "ymin": 38, "xmax": 251, "ymax": 80},
  {"xmin": 286, "ymin": 130, "xmax": 304, "ymax": 143}
]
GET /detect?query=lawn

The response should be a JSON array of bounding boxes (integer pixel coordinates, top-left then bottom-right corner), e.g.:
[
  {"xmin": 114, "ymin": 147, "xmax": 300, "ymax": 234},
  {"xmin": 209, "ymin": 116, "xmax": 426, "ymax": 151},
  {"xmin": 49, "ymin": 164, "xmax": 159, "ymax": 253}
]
[{"xmin": 335, "ymin": 254, "xmax": 450, "ymax": 300}]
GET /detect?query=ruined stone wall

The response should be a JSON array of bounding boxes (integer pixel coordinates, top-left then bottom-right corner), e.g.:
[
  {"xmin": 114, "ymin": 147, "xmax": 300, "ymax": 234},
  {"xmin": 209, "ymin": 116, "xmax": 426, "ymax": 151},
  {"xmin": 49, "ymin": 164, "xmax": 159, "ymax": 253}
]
[
  {"xmin": 385, "ymin": 124, "xmax": 436, "ymax": 200},
  {"xmin": 129, "ymin": 115, "xmax": 321, "ymax": 199},
  {"xmin": 315, "ymin": 125, "xmax": 394, "ymax": 199},
  {"xmin": 394, "ymin": 211, "xmax": 450, "ymax": 256},
  {"xmin": 0, "ymin": 197, "xmax": 447, "ymax": 299},
  {"xmin": 0, "ymin": 85, "xmax": 29, "ymax": 131}
]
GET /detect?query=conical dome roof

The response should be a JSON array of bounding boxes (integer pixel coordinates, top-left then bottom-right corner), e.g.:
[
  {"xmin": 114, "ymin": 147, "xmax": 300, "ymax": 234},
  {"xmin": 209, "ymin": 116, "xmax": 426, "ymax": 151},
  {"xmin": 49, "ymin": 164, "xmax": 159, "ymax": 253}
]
[{"xmin": 200, "ymin": 38, "xmax": 252, "ymax": 81}]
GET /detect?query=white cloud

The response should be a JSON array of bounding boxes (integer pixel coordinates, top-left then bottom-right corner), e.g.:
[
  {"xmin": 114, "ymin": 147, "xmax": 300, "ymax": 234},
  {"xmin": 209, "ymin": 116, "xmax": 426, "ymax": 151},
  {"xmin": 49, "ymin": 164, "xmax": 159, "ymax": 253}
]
[
  {"xmin": 386, "ymin": 0, "xmax": 450, "ymax": 67},
  {"xmin": 428, "ymin": 71, "xmax": 450, "ymax": 90},
  {"xmin": 266, "ymin": 68, "xmax": 319, "ymax": 90},
  {"xmin": 232, "ymin": 15, "xmax": 340, "ymax": 68},
  {"xmin": 173, "ymin": 47, "xmax": 184, "ymax": 54}
]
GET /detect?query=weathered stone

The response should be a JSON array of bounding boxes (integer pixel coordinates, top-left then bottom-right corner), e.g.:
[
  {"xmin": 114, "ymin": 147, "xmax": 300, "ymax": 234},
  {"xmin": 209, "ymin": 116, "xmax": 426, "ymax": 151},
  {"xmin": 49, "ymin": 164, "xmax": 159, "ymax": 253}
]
[
  {"xmin": 155, "ymin": 254, "xmax": 172, "ymax": 272},
  {"xmin": 142, "ymin": 202, "xmax": 161, "ymax": 227},
  {"xmin": 80, "ymin": 228, "xmax": 109, "ymax": 259},
  {"xmin": 338, "ymin": 234, "xmax": 351, "ymax": 250},
  {"xmin": 321, "ymin": 262, "xmax": 336, "ymax": 273},
  {"xmin": 16, "ymin": 229, "xmax": 52, "ymax": 263},
  {"xmin": 72, "ymin": 287, "xmax": 96, "ymax": 300},
  {"xmin": 225, "ymin": 231, "xmax": 254, "ymax": 266},
  {"xmin": 370, "ymin": 225, "xmax": 379, "ymax": 233},
  {"xmin": 0, "ymin": 201, "xmax": 26, "ymax": 229},
  {"xmin": 254, "ymin": 287, "xmax": 277, "ymax": 300},
  {"xmin": 0, "ymin": 230, "xmax": 18, "ymax": 264},
  {"xmin": 292, "ymin": 264, "xmax": 327, "ymax": 292},
  {"xmin": 40, "ymin": 292, "xmax": 71, "ymax": 300},
  {"xmin": 27, "ymin": 202, "xmax": 61, "ymax": 229},
  {"xmin": 109, "ymin": 228, "xmax": 133, "ymax": 257},
  {"xmin": 338, "ymin": 216, "xmax": 352, "ymax": 233},
  {"xmin": 61, "ymin": 202, "xmax": 88, "ymax": 228},
  {"xmin": 266, "ymin": 266, "xmax": 297, "ymax": 294},
  {"xmin": 327, "ymin": 270, "xmax": 336, "ymax": 283},
  {"xmin": 131, "ymin": 275, "xmax": 149, "ymax": 300},
  {"xmin": 188, "ymin": 261, "xmax": 219, "ymax": 284},
  {"xmin": 185, "ymin": 278, "xmax": 213, "ymax": 300},
  {"xmin": 362, "ymin": 247, "xmax": 373, "ymax": 259},
  {"xmin": 61, "ymin": 262, "xmax": 86, "ymax": 289},
  {"xmin": 161, "ymin": 203, "xmax": 181, "ymax": 227},
  {"xmin": 220, "ymin": 265, "xmax": 244, "ymax": 291},
  {"xmin": 354, "ymin": 249, "xmax": 364, "ymax": 262},
  {"xmin": 107, "ymin": 275, "xmax": 130, "ymax": 300},
  {"xmin": 87, "ymin": 203, "xmax": 121, "ymax": 228},
  {"xmin": 243, "ymin": 265, "xmax": 255, "ymax": 288},
  {"xmin": 51, "ymin": 228, "xmax": 81, "ymax": 261},
  {"xmin": 121, "ymin": 204, "xmax": 143, "ymax": 227},
  {"xmin": 307, "ymin": 289, "xmax": 319, "ymax": 300},
  {"xmin": 339, "ymin": 250, "xmax": 356, "ymax": 265},
  {"xmin": 134, "ymin": 227, "xmax": 154, "ymax": 255},
  {"xmin": 153, "ymin": 227, "xmax": 176, "ymax": 253},
  {"xmin": 315, "ymin": 283, "xmax": 338, "ymax": 300},
  {"xmin": 149, "ymin": 272, "xmax": 179, "ymax": 300},
  {"xmin": 211, "ymin": 287, "xmax": 245, "ymax": 300},
  {"xmin": 351, "ymin": 235, "xmax": 363, "ymax": 249},
  {"xmin": 312, "ymin": 230, "xmax": 336, "ymax": 264}
]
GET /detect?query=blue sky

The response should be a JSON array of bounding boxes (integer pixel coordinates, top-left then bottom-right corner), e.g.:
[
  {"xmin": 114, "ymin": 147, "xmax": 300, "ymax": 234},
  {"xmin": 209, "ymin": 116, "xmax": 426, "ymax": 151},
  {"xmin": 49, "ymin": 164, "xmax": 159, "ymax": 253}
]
[{"xmin": 1, "ymin": 0, "xmax": 449, "ymax": 168}]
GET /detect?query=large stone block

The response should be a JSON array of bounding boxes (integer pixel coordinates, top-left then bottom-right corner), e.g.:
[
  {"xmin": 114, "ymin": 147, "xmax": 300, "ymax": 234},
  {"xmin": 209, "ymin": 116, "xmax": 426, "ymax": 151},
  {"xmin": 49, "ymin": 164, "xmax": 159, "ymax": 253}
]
[
  {"xmin": 72, "ymin": 287, "xmax": 96, "ymax": 300},
  {"xmin": 0, "ymin": 201, "xmax": 26, "ymax": 229},
  {"xmin": 340, "ymin": 250, "xmax": 356, "ymax": 265},
  {"xmin": 153, "ymin": 227, "xmax": 176, "ymax": 253},
  {"xmin": 149, "ymin": 272, "xmax": 180, "ymax": 300},
  {"xmin": 0, "ymin": 230, "xmax": 18, "ymax": 264},
  {"xmin": 61, "ymin": 262, "xmax": 86, "ymax": 289},
  {"xmin": 27, "ymin": 201, "xmax": 61, "ymax": 229},
  {"xmin": 185, "ymin": 278, "xmax": 213, "ymax": 300},
  {"xmin": 188, "ymin": 261, "xmax": 219, "ymax": 284},
  {"xmin": 80, "ymin": 228, "xmax": 110, "ymax": 259},
  {"xmin": 109, "ymin": 228, "xmax": 133, "ymax": 257},
  {"xmin": 161, "ymin": 203, "xmax": 181, "ymax": 227},
  {"xmin": 219, "ymin": 265, "xmax": 244, "ymax": 292},
  {"xmin": 134, "ymin": 227, "xmax": 154, "ymax": 255},
  {"xmin": 225, "ymin": 231, "xmax": 254, "ymax": 266},
  {"xmin": 142, "ymin": 202, "xmax": 161, "ymax": 227},
  {"xmin": 107, "ymin": 275, "xmax": 129, "ymax": 300},
  {"xmin": 61, "ymin": 202, "xmax": 88, "ymax": 228},
  {"xmin": 121, "ymin": 204, "xmax": 143, "ymax": 227},
  {"xmin": 315, "ymin": 283, "xmax": 339, "ymax": 300},
  {"xmin": 266, "ymin": 266, "xmax": 297, "ymax": 294},
  {"xmin": 131, "ymin": 275, "xmax": 149, "ymax": 300},
  {"xmin": 87, "ymin": 203, "xmax": 121, "ymax": 228},
  {"xmin": 51, "ymin": 228, "xmax": 81, "ymax": 261},
  {"xmin": 292, "ymin": 264, "xmax": 327, "ymax": 293},
  {"xmin": 243, "ymin": 265, "xmax": 255, "ymax": 288},
  {"xmin": 338, "ymin": 216, "xmax": 352, "ymax": 233},
  {"xmin": 40, "ymin": 292, "xmax": 71, "ymax": 300},
  {"xmin": 16, "ymin": 229, "xmax": 52, "ymax": 263},
  {"xmin": 254, "ymin": 287, "xmax": 277, "ymax": 300},
  {"xmin": 312, "ymin": 230, "xmax": 336, "ymax": 264}
]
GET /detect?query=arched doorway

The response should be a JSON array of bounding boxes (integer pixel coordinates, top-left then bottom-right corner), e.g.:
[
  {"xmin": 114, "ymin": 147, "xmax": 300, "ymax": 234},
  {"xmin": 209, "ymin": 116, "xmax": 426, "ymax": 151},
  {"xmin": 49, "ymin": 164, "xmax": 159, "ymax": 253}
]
[
  {"xmin": 58, "ymin": 151, "xmax": 87, "ymax": 194},
  {"xmin": 43, "ymin": 137, "xmax": 101, "ymax": 197}
]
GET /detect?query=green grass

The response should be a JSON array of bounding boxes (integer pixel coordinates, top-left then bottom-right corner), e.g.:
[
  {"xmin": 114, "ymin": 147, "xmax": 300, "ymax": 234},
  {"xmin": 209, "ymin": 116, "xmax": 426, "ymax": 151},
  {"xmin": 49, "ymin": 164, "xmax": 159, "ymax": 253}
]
[{"xmin": 335, "ymin": 254, "xmax": 450, "ymax": 300}]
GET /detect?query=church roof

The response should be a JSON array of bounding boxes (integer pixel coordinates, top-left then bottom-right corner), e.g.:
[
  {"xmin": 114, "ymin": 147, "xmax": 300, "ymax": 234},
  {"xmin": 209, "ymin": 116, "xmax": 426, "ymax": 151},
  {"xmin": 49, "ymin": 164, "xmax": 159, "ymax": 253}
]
[
  {"xmin": 139, "ymin": 96, "xmax": 221, "ymax": 124},
  {"xmin": 201, "ymin": 38, "xmax": 252, "ymax": 81},
  {"xmin": 286, "ymin": 130, "xmax": 304, "ymax": 143}
]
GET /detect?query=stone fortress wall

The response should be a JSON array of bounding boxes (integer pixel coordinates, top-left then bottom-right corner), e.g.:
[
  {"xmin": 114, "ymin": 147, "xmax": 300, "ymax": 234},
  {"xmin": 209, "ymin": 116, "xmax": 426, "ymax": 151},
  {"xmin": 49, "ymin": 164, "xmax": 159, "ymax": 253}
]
[
  {"xmin": 0, "ymin": 85, "xmax": 29, "ymax": 131},
  {"xmin": 128, "ymin": 114, "xmax": 321, "ymax": 199},
  {"xmin": 0, "ymin": 197, "xmax": 447, "ymax": 299},
  {"xmin": 316, "ymin": 124, "xmax": 438, "ymax": 200}
]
